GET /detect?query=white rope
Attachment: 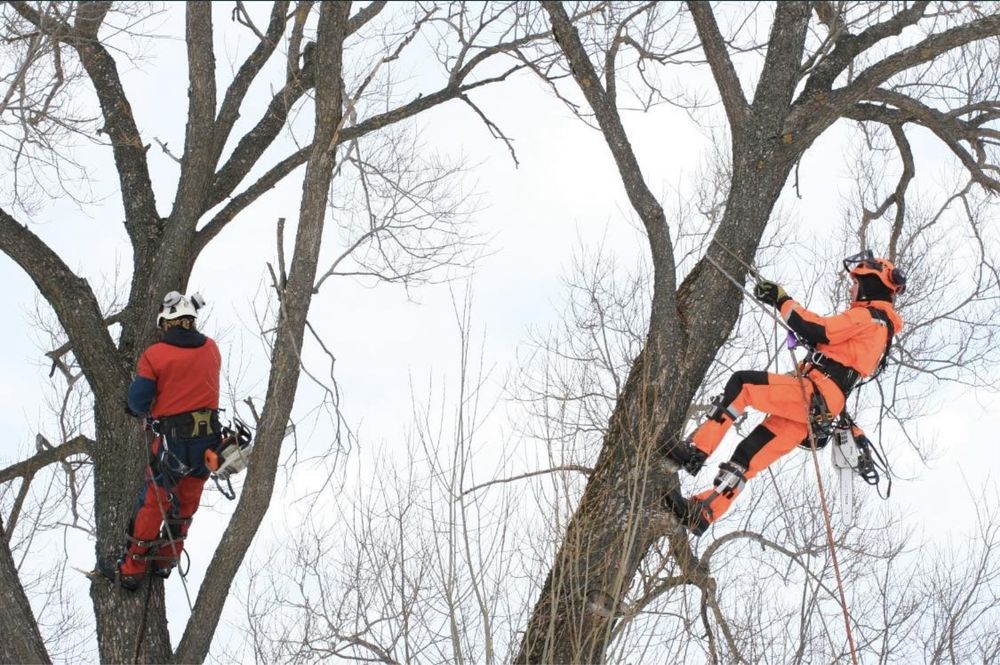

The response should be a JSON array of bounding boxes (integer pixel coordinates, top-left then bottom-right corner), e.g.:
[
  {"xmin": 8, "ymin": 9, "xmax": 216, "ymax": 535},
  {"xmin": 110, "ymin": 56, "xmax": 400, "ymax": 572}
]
[{"xmin": 149, "ymin": 430, "xmax": 196, "ymax": 613}]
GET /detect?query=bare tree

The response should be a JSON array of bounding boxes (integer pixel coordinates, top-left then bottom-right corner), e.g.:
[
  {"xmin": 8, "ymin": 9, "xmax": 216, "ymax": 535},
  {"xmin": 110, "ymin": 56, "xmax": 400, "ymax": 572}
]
[
  {"xmin": 225, "ymin": 289, "xmax": 529, "ymax": 665},
  {"xmin": 0, "ymin": 2, "xmax": 563, "ymax": 661},
  {"xmin": 505, "ymin": 187, "xmax": 997, "ymax": 663},
  {"xmin": 513, "ymin": 2, "xmax": 1000, "ymax": 662}
]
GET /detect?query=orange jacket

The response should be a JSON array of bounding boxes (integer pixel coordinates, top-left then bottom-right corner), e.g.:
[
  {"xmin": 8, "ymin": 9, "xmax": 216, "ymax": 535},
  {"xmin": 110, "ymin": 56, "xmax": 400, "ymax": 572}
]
[{"xmin": 778, "ymin": 299, "xmax": 903, "ymax": 378}]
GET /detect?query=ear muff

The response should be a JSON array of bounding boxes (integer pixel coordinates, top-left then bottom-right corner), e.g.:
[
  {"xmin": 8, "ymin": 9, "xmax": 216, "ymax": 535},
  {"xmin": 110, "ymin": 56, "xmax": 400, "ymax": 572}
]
[
  {"xmin": 844, "ymin": 251, "xmax": 906, "ymax": 296},
  {"xmin": 889, "ymin": 267, "xmax": 906, "ymax": 295}
]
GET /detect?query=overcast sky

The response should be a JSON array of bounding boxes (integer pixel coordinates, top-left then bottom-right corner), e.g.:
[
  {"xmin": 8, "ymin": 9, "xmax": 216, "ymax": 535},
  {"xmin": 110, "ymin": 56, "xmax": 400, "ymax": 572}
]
[{"xmin": 1, "ymin": 3, "xmax": 998, "ymax": 658}]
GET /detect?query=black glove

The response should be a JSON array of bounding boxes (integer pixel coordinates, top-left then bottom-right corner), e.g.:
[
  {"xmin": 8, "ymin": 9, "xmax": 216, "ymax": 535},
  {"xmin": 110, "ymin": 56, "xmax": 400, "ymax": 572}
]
[
  {"xmin": 123, "ymin": 400, "xmax": 140, "ymax": 417},
  {"xmin": 754, "ymin": 279, "xmax": 790, "ymax": 308}
]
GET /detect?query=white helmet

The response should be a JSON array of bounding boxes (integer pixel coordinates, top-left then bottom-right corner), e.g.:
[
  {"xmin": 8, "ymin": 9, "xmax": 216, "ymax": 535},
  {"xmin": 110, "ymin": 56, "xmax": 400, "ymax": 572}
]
[{"xmin": 157, "ymin": 291, "xmax": 206, "ymax": 327}]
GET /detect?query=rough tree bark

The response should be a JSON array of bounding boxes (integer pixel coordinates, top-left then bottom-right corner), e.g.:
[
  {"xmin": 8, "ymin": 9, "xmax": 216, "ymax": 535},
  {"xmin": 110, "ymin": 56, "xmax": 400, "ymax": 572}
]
[
  {"xmin": 0, "ymin": 2, "xmax": 564, "ymax": 661},
  {"xmin": 516, "ymin": 2, "xmax": 1000, "ymax": 662},
  {"xmin": 0, "ymin": 516, "xmax": 50, "ymax": 665}
]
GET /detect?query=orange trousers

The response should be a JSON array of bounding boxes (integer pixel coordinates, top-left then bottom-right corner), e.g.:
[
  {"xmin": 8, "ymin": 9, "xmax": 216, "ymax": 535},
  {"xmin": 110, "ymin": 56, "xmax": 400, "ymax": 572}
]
[{"xmin": 689, "ymin": 370, "xmax": 843, "ymax": 525}]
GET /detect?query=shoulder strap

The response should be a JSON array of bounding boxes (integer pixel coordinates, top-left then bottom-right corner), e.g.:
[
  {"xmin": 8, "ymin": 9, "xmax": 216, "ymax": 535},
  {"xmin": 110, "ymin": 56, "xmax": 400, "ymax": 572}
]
[{"xmin": 867, "ymin": 308, "xmax": 895, "ymax": 378}]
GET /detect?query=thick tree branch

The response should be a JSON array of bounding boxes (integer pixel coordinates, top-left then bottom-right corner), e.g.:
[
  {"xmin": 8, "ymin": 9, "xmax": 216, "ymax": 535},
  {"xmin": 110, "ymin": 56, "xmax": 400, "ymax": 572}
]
[
  {"xmin": 844, "ymin": 90, "xmax": 1000, "ymax": 193},
  {"xmin": 686, "ymin": 1, "xmax": 750, "ymax": 130},
  {"xmin": 206, "ymin": 74, "xmax": 313, "ymax": 210},
  {"xmin": 0, "ymin": 208, "xmax": 124, "ymax": 403},
  {"xmin": 841, "ymin": 13, "xmax": 1000, "ymax": 104},
  {"xmin": 0, "ymin": 435, "xmax": 94, "ymax": 485},
  {"xmin": 886, "ymin": 124, "xmax": 914, "ymax": 258},
  {"xmin": 0, "ymin": 517, "xmax": 50, "ymax": 664},
  {"xmin": 347, "ymin": 0, "xmax": 387, "ymax": 36},
  {"xmin": 73, "ymin": 1, "xmax": 112, "ymax": 37},
  {"xmin": 800, "ymin": 1, "xmax": 930, "ymax": 97},
  {"xmin": 170, "ymin": 2, "xmax": 218, "ymax": 221},
  {"xmin": 790, "ymin": 12, "xmax": 1000, "ymax": 138},
  {"xmin": 542, "ymin": 0, "xmax": 680, "ymax": 337},
  {"xmin": 213, "ymin": 1, "xmax": 290, "ymax": 165},
  {"xmin": 9, "ymin": 1, "xmax": 160, "ymax": 249},
  {"xmin": 751, "ymin": 2, "xmax": 811, "ymax": 120}
]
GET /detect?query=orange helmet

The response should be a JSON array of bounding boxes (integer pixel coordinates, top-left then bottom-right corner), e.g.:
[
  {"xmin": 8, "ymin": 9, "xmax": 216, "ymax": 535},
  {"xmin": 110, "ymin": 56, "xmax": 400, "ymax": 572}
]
[{"xmin": 842, "ymin": 250, "xmax": 906, "ymax": 295}]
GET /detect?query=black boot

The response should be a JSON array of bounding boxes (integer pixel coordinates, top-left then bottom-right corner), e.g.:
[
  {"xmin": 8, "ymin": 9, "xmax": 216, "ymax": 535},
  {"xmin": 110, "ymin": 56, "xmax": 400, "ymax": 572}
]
[
  {"xmin": 658, "ymin": 439, "xmax": 708, "ymax": 476},
  {"xmin": 150, "ymin": 562, "xmax": 174, "ymax": 579},
  {"xmin": 662, "ymin": 490, "xmax": 712, "ymax": 536},
  {"xmin": 96, "ymin": 555, "xmax": 142, "ymax": 591}
]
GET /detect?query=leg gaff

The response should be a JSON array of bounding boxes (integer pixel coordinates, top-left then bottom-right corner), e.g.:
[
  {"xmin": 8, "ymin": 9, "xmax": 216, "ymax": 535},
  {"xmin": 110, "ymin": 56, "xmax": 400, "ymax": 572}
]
[{"xmin": 713, "ymin": 460, "xmax": 747, "ymax": 499}]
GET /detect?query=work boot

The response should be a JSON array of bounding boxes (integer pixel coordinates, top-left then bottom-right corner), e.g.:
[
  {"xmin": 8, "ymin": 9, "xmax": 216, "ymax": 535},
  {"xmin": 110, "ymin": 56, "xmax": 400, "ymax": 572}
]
[
  {"xmin": 662, "ymin": 490, "xmax": 712, "ymax": 536},
  {"xmin": 96, "ymin": 555, "xmax": 142, "ymax": 591},
  {"xmin": 118, "ymin": 570, "xmax": 142, "ymax": 591},
  {"xmin": 658, "ymin": 439, "xmax": 708, "ymax": 476},
  {"xmin": 150, "ymin": 562, "xmax": 174, "ymax": 579}
]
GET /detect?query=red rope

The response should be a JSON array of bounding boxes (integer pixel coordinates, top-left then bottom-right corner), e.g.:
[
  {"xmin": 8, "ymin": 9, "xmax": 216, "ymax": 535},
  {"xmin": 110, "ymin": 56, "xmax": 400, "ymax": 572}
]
[
  {"xmin": 705, "ymin": 237, "xmax": 860, "ymax": 661},
  {"xmin": 789, "ymin": 351, "xmax": 859, "ymax": 665}
]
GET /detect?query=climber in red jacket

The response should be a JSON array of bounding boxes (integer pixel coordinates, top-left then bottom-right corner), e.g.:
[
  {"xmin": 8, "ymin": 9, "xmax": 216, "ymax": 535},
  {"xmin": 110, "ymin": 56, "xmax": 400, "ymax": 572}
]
[
  {"xmin": 660, "ymin": 251, "xmax": 905, "ymax": 535},
  {"xmin": 114, "ymin": 291, "xmax": 221, "ymax": 590}
]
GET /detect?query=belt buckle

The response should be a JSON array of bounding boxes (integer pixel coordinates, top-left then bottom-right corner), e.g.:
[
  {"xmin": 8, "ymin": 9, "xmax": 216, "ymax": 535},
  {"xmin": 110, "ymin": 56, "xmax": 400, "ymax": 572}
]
[{"xmin": 191, "ymin": 410, "xmax": 214, "ymax": 437}]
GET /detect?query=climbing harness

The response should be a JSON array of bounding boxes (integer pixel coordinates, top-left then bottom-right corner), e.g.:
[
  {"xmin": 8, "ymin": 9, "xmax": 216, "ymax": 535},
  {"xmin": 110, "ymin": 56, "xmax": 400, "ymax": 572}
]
[
  {"xmin": 705, "ymin": 238, "xmax": 905, "ymax": 665},
  {"xmin": 151, "ymin": 411, "xmax": 254, "ymax": 500}
]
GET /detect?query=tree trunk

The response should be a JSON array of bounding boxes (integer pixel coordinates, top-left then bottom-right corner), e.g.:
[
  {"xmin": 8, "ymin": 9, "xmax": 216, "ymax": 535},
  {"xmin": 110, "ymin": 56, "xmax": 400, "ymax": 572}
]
[
  {"xmin": 90, "ymin": 409, "xmax": 175, "ymax": 663},
  {"xmin": 0, "ymin": 518, "xmax": 50, "ymax": 664},
  {"xmin": 516, "ymin": 144, "xmax": 796, "ymax": 663}
]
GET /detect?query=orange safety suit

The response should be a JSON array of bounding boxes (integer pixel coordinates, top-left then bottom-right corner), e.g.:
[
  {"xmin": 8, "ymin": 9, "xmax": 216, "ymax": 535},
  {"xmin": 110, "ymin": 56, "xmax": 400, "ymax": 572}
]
[{"xmin": 687, "ymin": 298, "xmax": 903, "ymax": 526}]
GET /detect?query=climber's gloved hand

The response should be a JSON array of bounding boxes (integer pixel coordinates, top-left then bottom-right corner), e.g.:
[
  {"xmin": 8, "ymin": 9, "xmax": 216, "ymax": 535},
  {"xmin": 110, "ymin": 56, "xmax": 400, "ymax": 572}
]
[{"xmin": 754, "ymin": 280, "xmax": 790, "ymax": 308}]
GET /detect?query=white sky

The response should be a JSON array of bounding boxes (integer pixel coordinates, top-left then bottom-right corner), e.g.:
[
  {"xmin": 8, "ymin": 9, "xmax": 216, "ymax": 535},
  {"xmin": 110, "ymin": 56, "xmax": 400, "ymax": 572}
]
[{"xmin": 1, "ymin": 3, "xmax": 998, "ymax": 659}]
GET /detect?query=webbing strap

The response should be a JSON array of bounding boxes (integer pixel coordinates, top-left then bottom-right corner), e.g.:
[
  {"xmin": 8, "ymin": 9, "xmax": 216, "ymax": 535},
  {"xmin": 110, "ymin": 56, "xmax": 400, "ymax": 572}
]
[
  {"xmin": 126, "ymin": 535, "xmax": 169, "ymax": 549},
  {"xmin": 127, "ymin": 534, "xmax": 186, "ymax": 548},
  {"xmin": 866, "ymin": 307, "xmax": 895, "ymax": 379}
]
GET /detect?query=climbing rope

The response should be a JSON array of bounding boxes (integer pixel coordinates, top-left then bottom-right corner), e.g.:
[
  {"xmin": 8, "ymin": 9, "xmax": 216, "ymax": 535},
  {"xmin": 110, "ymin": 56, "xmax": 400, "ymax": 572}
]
[
  {"xmin": 147, "ymin": 428, "xmax": 196, "ymax": 613},
  {"xmin": 787, "ymin": 351, "xmax": 860, "ymax": 665},
  {"xmin": 706, "ymin": 239, "xmax": 860, "ymax": 665},
  {"xmin": 124, "ymin": 416, "xmax": 199, "ymax": 661}
]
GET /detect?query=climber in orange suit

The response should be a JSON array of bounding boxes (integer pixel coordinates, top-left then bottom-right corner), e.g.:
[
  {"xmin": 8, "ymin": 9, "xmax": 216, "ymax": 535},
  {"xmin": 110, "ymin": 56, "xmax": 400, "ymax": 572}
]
[{"xmin": 660, "ymin": 251, "xmax": 905, "ymax": 535}]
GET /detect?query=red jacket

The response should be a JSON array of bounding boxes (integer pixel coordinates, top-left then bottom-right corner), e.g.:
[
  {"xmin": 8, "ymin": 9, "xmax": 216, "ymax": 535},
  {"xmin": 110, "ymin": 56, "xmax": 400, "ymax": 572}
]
[{"xmin": 130, "ymin": 328, "xmax": 221, "ymax": 418}]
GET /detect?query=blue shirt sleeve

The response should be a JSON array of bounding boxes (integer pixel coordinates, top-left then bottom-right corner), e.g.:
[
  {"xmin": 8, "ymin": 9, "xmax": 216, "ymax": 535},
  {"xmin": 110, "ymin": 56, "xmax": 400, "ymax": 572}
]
[{"xmin": 127, "ymin": 376, "xmax": 157, "ymax": 416}]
